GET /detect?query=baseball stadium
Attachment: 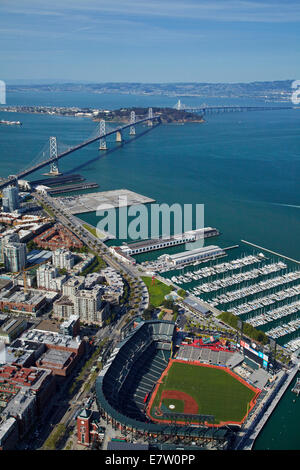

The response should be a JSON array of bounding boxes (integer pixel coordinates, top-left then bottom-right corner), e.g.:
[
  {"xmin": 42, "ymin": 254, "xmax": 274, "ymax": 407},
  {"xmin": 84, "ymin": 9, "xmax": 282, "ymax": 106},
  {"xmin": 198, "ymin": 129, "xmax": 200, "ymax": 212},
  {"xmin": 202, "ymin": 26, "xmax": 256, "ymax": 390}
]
[{"xmin": 95, "ymin": 319, "xmax": 268, "ymax": 449}]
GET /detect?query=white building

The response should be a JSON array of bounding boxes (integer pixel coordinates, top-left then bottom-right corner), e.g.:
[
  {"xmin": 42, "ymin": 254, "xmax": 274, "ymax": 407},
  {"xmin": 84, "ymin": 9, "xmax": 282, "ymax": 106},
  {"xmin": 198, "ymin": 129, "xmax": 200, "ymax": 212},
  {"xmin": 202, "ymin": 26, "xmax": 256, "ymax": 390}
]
[
  {"xmin": 36, "ymin": 264, "xmax": 67, "ymax": 291},
  {"xmin": 53, "ymin": 296, "xmax": 75, "ymax": 319},
  {"xmin": 52, "ymin": 248, "xmax": 75, "ymax": 270},
  {"xmin": 62, "ymin": 276, "xmax": 85, "ymax": 298},
  {"xmin": 74, "ymin": 287, "xmax": 108, "ymax": 325},
  {"xmin": 165, "ymin": 245, "xmax": 226, "ymax": 267}
]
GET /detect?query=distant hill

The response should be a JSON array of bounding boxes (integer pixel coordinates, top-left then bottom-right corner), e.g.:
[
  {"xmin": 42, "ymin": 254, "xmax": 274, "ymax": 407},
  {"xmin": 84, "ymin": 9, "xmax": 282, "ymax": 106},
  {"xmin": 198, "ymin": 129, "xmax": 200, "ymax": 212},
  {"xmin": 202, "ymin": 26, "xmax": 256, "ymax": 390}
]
[{"xmin": 5, "ymin": 80, "xmax": 295, "ymax": 100}]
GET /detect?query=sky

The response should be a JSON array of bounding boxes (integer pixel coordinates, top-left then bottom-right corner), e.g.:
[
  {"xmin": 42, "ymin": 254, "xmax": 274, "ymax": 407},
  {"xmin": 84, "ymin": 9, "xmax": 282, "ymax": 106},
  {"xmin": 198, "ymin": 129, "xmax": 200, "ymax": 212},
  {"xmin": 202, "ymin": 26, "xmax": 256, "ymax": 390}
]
[{"xmin": 1, "ymin": 0, "xmax": 300, "ymax": 83}]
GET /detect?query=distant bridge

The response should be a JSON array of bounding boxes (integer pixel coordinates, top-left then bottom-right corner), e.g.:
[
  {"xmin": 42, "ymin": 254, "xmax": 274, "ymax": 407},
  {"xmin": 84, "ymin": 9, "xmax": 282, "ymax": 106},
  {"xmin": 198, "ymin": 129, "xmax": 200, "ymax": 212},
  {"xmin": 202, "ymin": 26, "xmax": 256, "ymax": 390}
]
[
  {"xmin": 0, "ymin": 109, "xmax": 159, "ymax": 190},
  {"xmin": 174, "ymin": 99, "xmax": 295, "ymax": 114}
]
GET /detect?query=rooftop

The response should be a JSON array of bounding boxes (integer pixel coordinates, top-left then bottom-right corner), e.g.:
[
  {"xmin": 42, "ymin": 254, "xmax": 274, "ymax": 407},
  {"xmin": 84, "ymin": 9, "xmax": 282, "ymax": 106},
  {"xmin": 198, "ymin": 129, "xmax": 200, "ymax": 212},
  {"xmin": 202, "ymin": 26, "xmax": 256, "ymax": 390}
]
[
  {"xmin": 20, "ymin": 328, "xmax": 82, "ymax": 350},
  {"xmin": 35, "ymin": 318, "xmax": 61, "ymax": 334},
  {"xmin": 169, "ymin": 245, "xmax": 224, "ymax": 261}
]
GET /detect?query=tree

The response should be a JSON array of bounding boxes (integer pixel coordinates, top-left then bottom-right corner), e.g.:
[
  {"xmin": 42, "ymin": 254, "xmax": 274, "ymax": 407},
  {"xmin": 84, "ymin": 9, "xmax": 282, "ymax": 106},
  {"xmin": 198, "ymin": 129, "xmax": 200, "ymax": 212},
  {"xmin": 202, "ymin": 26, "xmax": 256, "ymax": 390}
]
[{"xmin": 177, "ymin": 288, "xmax": 187, "ymax": 298}]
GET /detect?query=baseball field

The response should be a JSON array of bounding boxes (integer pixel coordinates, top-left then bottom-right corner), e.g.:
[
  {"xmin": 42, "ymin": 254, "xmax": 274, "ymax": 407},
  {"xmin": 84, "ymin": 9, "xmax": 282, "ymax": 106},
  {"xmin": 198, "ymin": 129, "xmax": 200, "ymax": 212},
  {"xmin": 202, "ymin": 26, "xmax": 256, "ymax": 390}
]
[{"xmin": 147, "ymin": 360, "xmax": 259, "ymax": 425}]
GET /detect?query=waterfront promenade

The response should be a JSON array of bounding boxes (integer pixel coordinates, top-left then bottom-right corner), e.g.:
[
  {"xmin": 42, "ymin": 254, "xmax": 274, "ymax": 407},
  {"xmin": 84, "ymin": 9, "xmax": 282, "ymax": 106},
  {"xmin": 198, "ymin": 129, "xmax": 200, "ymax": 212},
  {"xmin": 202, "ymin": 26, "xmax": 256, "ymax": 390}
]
[{"xmin": 234, "ymin": 364, "xmax": 299, "ymax": 450}]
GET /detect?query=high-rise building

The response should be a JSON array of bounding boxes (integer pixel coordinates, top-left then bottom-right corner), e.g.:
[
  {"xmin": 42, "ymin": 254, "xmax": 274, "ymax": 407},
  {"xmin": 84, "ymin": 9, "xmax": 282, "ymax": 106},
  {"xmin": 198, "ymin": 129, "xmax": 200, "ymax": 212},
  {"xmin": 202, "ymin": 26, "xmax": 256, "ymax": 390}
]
[
  {"xmin": 62, "ymin": 276, "xmax": 85, "ymax": 298},
  {"xmin": 74, "ymin": 287, "xmax": 107, "ymax": 325},
  {"xmin": 0, "ymin": 233, "xmax": 20, "ymax": 262},
  {"xmin": 3, "ymin": 242, "xmax": 26, "ymax": 272},
  {"xmin": 2, "ymin": 186, "xmax": 19, "ymax": 213},
  {"xmin": 36, "ymin": 264, "xmax": 67, "ymax": 291},
  {"xmin": 52, "ymin": 248, "xmax": 75, "ymax": 270}
]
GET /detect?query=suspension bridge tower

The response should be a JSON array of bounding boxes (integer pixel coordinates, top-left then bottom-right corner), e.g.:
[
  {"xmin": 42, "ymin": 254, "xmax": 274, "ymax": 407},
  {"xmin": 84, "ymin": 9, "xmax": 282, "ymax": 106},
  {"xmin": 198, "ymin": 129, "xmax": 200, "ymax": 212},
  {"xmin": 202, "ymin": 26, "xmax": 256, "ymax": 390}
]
[
  {"xmin": 99, "ymin": 120, "xmax": 107, "ymax": 150},
  {"xmin": 148, "ymin": 107, "xmax": 153, "ymax": 126},
  {"xmin": 174, "ymin": 99, "xmax": 182, "ymax": 110},
  {"xmin": 116, "ymin": 128, "xmax": 123, "ymax": 143},
  {"xmin": 45, "ymin": 136, "xmax": 61, "ymax": 176},
  {"xmin": 129, "ymin": 111, "xmax": 136, "ymax": 135}
]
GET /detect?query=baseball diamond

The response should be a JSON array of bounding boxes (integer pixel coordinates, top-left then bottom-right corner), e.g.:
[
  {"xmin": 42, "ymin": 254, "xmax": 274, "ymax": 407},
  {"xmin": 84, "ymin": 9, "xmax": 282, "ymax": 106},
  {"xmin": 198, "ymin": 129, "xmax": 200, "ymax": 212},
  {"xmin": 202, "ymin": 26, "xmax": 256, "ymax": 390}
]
[{"xmin": 146, "ymin": 359, "xmax": 260, "ymax": 426}]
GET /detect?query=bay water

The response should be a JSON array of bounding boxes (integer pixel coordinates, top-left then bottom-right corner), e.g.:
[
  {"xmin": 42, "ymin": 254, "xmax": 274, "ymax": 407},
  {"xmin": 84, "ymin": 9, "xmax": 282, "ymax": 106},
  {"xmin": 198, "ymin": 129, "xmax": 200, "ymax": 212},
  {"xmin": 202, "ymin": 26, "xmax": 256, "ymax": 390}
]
[{"xmin": 0, "ymin": 91, "xmax": 299, "ymax": 449}]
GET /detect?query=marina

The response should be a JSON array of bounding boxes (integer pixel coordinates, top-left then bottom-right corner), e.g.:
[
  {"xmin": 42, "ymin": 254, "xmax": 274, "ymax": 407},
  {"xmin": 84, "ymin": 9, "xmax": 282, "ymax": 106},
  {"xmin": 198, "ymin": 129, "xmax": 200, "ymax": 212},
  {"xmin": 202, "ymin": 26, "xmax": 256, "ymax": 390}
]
[
  {"xmin": 209, "ymin": 271, "xmax": 300, "ymax": 307},
  {"xmin": 266, "ymin": 318, "xmax": 300, "ymax": 339},
  {"xmin": 284, "ymin": 337, "xmax": 300, "ymax": 352},
  {"xmin": 188, "ymin": 262, "xmax": 287, "ymax": 296},
  {"xmin": 227, "ymin": 285, "xmax": 300, "ymax": 316},
  {"xmin": 144, "ymin": 240, "xmax": 300, "ymax": 352},
  {"xmin": 246, "ymin": 301, "xmax": 300, "ymax": 328}
]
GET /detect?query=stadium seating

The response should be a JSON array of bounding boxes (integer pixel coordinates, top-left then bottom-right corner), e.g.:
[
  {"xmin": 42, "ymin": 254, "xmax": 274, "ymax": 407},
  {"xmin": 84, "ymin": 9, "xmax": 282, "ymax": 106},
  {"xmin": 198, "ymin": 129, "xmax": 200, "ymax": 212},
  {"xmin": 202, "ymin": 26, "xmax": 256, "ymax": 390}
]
[{"xmin": 100, "ymin": 321, "xmax": 174, "ymax": 422}]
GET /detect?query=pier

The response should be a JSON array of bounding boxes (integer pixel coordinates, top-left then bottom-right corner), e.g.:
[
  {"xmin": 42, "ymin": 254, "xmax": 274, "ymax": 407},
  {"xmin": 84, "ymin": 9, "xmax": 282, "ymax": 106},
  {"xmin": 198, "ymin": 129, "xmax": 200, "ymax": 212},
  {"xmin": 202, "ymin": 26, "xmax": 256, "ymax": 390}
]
[
  {"xmin": 241, "ymin": 240, "xmax": 300, "ymax": 265},
  {"xmin": 55, "ymin": 188, "xmax": 156, "ymax": 214},
  {"xmin": 47, "ymin": 182, "xmax": 99, "ymax": 195},
  {"xmin": 119, "ymin": 227, "xmax": 220, "ymax": 256}
]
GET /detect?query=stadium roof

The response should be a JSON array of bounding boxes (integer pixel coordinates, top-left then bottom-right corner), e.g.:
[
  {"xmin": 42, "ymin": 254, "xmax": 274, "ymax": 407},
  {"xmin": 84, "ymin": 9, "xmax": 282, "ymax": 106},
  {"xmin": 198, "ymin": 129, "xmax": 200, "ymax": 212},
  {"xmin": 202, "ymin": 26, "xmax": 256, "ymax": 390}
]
[{"xmin": 183, "ymin": 297, "xmax": 211, "ymax": 315}]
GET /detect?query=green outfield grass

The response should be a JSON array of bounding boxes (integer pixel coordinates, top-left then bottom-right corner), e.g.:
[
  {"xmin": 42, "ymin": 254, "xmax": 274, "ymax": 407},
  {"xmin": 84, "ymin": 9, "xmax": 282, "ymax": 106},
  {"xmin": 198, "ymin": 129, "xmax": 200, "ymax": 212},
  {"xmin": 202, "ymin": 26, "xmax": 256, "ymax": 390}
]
[
  {"xmin": 141, "ymin": 276, "xmax": 173, "ymax": 307},
  {"xmin": 150, "ymin": 362, "xmax": 256, "ymax": 424}
]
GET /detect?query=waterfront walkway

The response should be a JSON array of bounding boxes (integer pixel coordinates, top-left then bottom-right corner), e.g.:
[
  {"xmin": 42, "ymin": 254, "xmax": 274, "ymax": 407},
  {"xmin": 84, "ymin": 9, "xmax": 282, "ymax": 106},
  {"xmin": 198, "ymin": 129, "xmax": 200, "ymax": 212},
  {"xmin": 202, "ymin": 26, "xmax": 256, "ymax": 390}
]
[{"xmin": 234, "ymin": 364, "xmax": 299, "ymax": 450}]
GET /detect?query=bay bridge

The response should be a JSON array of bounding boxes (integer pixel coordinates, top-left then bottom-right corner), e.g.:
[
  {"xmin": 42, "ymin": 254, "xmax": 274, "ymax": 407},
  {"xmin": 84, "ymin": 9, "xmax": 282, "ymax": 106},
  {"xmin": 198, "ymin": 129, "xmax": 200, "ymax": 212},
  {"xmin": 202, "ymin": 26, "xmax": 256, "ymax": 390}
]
[
  {"xmin": 174, "ymin": 99, "xmax": 295, "ymax": 114},
  {"xmin": 0, "ymin": 108, "xmax": 159, "ymax": 190},
  {"xmin": 1, "ymin": 101, "xmax": 297, "ymax": 190}
]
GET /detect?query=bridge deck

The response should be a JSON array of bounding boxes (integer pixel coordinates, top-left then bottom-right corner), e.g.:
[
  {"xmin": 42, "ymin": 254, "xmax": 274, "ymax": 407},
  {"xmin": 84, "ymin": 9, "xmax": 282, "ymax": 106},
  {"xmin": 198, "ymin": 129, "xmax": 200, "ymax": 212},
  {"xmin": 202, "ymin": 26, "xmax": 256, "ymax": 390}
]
[{"xmin": 0, "ymin": 115, "xmax": 160, "ymax": 188}]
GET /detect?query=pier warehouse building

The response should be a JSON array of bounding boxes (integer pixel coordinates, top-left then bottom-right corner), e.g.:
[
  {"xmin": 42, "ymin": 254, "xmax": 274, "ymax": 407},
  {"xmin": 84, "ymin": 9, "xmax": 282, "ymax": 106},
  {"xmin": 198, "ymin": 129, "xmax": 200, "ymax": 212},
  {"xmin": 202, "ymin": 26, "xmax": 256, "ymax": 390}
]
[
  {"xmin": 118, "ymin": 227, "xmax": 220, "ymax": 257},
  {"xmin": 165, "ymin": 245, "xmax": 225, "ymax": 267}
]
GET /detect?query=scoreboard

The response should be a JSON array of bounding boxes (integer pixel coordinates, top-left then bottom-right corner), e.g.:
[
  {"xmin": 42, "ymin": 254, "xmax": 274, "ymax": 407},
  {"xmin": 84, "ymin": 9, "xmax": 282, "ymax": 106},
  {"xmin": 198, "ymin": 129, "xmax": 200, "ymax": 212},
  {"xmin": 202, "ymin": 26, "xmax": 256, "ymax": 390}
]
[{"xmin": 240, "ymin": 339, "xmax": 269, "ymax": 369}]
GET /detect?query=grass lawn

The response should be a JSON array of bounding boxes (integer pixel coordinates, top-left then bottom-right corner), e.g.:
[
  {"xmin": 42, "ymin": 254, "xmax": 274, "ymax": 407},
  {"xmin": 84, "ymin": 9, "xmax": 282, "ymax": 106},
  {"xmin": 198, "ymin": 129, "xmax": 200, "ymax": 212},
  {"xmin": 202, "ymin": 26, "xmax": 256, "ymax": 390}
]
[
  {"xmin": 81, "ymin": 252, "xmax": 106, "ymax": 274},
  {"xmin": 39, "ymin": 200, "xmax": 55, "ymax": 218},
  {"xmin": 82, "ymin": 223, "xmax": 106, "ymax": 239},
  {"xmin": 141, "ymin": 276, "xmax": 172, "ymax": 307},
  {"xmin": 150, "ymin": 362, "xmax": 256, "ymax": 424}
]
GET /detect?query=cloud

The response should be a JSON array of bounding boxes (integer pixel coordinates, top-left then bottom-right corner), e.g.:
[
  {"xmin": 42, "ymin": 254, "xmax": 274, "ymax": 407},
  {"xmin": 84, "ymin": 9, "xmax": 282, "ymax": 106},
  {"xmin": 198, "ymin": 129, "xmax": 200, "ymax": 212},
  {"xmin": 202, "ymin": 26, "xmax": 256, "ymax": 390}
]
[
  {"xmin": 2, "ymin": 0, "xmax": 300, "ymax": 23},
  {"xmin": 30, "ymin": 0, "xmax": 300, "ymax": 23}
]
